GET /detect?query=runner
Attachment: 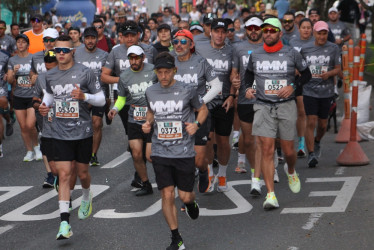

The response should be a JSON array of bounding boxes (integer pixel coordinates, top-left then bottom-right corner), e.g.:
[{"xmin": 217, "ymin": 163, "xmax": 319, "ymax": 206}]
[
  {"xmin": 108, "ymin": 45, "xmax": 157, "ymax": 196},
  {"xmin": 245, "ymin": 18, "xmax": 311, "ymax": 209},
  {"xmin": 281, "ymin": 11, "xmax": 300, "ymax": 45},
  {"xmin": 7, "ymin": 34, "xmax": 42, "ymax": 161},
  {"xmin": 300, "ymin": 21, "xmax": 341, "ymax": 168},
  {"xmin": 173, "ymin": 29, "xmax": 222, "ymax": 193},
  {"xmin": 195, "ymin": 18, "xmax": 235, "ymax": 192},
  {"xmin": 75, "ymin": 27, "xmax": 108, "ymax": 166},
  {"xmin": 0, "ymin": 20, "xmax": 16, "ymax": 56},
  {"xmin": 68, "ymin": 27, "xmax": 83, "ymax": 48},
  {"xmin": 0, "ymin": 48, "xmax": 9, "ymax": 157},
  {"xmin": 231, "ymin": 16, "xmax": 263, "ymax": 194},
  {"xmin": 142, "ymin": 52, "xmax": 208, "ymax": 249},
  {"xmin": 327, "ymin": 7, "xmax": 351, "ymax": 48},
  {"xmin": 194, "ymin": 13, "xmax": 216, "ymax": 43},
  {"xmin": 39, "ymin": 35, "xmax": 105, "ymax": 240}
]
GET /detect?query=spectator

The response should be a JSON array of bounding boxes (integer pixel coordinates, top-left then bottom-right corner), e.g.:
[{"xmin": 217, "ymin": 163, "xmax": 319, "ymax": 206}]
[
  {"xmin": 274, "ymin": 0, "xmax": 290, "ymax": 19},
  {"xmin": 80, "ymin": 17, "xmax": 88, "ymax": 34},
  {"xmin": 54, "ymin": 23, "xmax": 63, "ymax": 34},
  {"xmin": 358, "ymin": 3, "xmax": 370, "ymax": 35},
  {"xmin": 189, "ymin": 5, "xmax": 201, "ymax": 22},
  {"xmin": 24, "ymin": 14, "xmax": 45, "ymax": 54},
  {"xmin": 180, "ymin": 6, "xmax": 191, "ymax": 22},
  {"xmin": 337, "ymin": 0, "xmax": 360, "ymax": 42}
]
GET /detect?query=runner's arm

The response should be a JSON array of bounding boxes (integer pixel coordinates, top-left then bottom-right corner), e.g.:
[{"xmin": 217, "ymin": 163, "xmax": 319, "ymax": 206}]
[
  {"xmin": 101, "ymin": 67, "xmax": 119, "ymax": 84},
  {"xmin": 295, "ymin": 67, "xmax": 311, "ymax": 88},
  {"xmin": 203, "ymin": 77, "xmax": 222, "ymax": 104},
  {"xmin": 112, "ymin": 96, "xmax": 126, "ymax": 112},
  {"xmin": 244, "ymin": 69, "xmax": 255, "ymax": 90},
  {"xmin": 42, "ymin": 92, "xmax": 54, "ymax": 107},
  {"xmin": 84, "ymin": 91, "xmax": 105, "ymax": 106}
]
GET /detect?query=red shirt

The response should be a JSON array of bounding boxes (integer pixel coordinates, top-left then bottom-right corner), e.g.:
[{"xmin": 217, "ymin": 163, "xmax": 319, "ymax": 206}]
[{"xmin": 97, "ymin": 36, "xmax": 115, "ymax": 52}]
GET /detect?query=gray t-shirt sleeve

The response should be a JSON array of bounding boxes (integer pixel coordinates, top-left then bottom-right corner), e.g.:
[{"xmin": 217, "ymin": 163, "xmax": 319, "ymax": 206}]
[
  {"xmin": 189, "ymin": 87, "xmax": 204, "ymax": 110},
  {"xmin": 104, "ymin": 49, "xmax": 115, "ymax": 70}
]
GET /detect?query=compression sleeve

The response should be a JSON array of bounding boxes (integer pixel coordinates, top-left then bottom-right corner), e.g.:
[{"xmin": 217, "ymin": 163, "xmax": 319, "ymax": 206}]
[
  {"xmin": 203, "ymin": 77, "xmax": 222, "ymax": 104},
  {"xmin": 84, "ymin": 91, "xmax": 105, "ymax": 107},
  {"xmin": 295, "ymin": 67, "xmax": 312, "ymax": 87},
  {"xmin": 244, "ymin": 69, "xmax": 255, "ymax": 89},
  {"xmin": 42, "ymin": 92, "xmax": 54, "ymax": 107},
  {"xmin": 113, "ymin": 96, "xmax": 126, "ymax": 112}
]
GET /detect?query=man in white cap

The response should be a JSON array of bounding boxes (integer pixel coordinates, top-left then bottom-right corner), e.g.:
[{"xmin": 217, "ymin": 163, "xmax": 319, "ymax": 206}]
[
  {"xmin": 55, "ymin": 23, "xmax": 63, "ymax": 34},
  {"xmin": 327, "ymin": 7, "xmax": 351, "ymax": 47},
  {"xmin": 80, "ymin": 17, "xmax": 87, "ymax": 34},
  {"xmin": 294, "ymin": 11, "xmax": 305, "ymax": 26}
]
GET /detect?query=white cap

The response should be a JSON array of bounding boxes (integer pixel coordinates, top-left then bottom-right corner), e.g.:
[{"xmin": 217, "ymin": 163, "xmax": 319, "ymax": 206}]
[
  {"xmin": 81, "ymin": 17, "xmax": 87, "ymax": 23},
  {"xmin": 43, "ymin": 28, "xmax": 59, "ymax": 38},
  {"xmin": 328, "ymin": 7, "xmax": 338, "ymax": 14},
  {"xmin": 295, "ymin": 11, "xmax": 305, "ymax": 17},
  {"xmin": 55, "ymin": 23, "xmax": 62, "ymax": 28},
  {"xmin": 114, "ymin": 1, "xmax": 121, "ymax": 7},
  {"xmin": 127, "ymin": 45, "xmax": 144, "ymax": 56},
  {"xmin": 245, "ymin": 17, "xmax": 263, "ymax": 27}
]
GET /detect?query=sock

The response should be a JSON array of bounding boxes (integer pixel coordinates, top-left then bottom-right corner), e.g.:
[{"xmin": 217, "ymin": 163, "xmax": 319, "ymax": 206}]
[
  {"xmin": 92, "ymin": 153, "xmax": 96, "ymax": 157},
  {"xmin": 60, "ymin": 212, "xmax": 70, "ymax": 223},
  {"xmin": 171, "ymin": 228, "xmax": 180, "ymax": 238},
  {"xmin": 218, "ymin": 163, "xmax": 227, "ymax": 177},
  {"xmin": 59, "ymin": 200, "xmax": 70, "ymax": 222},
  {"xmin": 233, "ymin": 130, "xmax": 239, "ymax": 139},
  {"xmin": 208, "ymin": 164, "xmax": 213, "ymax": 177},
  {"xmin": 299, "ymin": 136, "xmax": 305, "ymax": 144},
  {"xmin": 47, "ymin": 172, "xmax": 53, "ymax": 177},
  {"xmin": 251, "ymin": 168, "xmax": 255, "ymax": 174},
  {"xmin": 238, "ymin": 153, "xmax": 245, "ymax": 163},
  {"xmin": 82, "ymin": 188, "xmax": 90, "ymax": 201},
  {"xmin": 254, "ymin": 177, "xmax": 260, "ymax": 181}
]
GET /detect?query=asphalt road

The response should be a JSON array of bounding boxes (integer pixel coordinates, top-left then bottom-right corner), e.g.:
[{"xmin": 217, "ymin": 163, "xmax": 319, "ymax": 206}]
[{"xmin": 0, "ymin": 94, "xmax": 374, "ymax": 249}]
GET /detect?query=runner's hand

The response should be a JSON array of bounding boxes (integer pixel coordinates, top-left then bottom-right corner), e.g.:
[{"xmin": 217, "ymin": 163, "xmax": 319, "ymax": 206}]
[
  {"xmin": 39, "ymin": 103, "xmax": 50, "ymax": 116},
  {"xmin": 320, "ymin": 71, "xmax": 330, "ymax": 80},
  {"xmin": 71, "ymin": 84, "xmax": 85, "ymax": 100},
  {"xmin": 231, "ymin": 74, "xmax": 240, "ymax": 89},
  {"xmin": 222, "ymin": 96, "xmax": 234, "ymax": 113},
  {"xmin": 245, "ymin": 88, "xmax": 256, "ymax": 99},
  {"xmin": 277, "ymin": 85, "xmax": 294, "ymax": 99},
  {"xmin": 185, "ymin": 122, "xmax": 198, "ymax": 135},
  {"xmin": 142, "ymin": 121, "xmax": 152, "ymax": 134},
  {"xmin": 31, "ymin": 74, "xmax": 38, "ymax": 85},
  {"xmin": 108, "ymin": 109, "xmax": 117, "ymax": 120}
]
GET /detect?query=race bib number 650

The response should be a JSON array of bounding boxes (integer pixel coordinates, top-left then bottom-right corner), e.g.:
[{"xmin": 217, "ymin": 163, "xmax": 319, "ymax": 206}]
[{"xmin": 157, "ymin": 121, "xmax": 183, "ymax": 140}]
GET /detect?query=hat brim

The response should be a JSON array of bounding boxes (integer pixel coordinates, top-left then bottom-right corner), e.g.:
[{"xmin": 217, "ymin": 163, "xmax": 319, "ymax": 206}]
[
  {"xmin": 123, "ymin": 30, "xmax": 138, "ymax": 35},
  {"xmin": 154, "ymin": 63, "xmax": 175, "ymax": 69}
]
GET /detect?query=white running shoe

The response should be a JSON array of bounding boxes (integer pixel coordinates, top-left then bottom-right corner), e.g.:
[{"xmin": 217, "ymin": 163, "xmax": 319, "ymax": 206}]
[
  {"xmin": 23, "ymin": 151, "xmax": 35, "ymax": 162},
  {"xmin": 34, "ymin": 145, "xmax": 43, "ymax": 161},
  {"xmin": 274, "ymin": 169, "xmax": 279, "ymax": 183},
  {"xmin": 250, "ymin": 178, "xmax": 261, "ymax": 196}
]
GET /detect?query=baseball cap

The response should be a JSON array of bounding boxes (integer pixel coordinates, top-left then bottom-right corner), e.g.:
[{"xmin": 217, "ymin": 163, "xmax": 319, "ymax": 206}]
[
  {"xmin": 83, "ymin": 27, "xmax": 98, "ymax": 37},
  {"xmin": 31, "ymin": 14, "xmax": 43, "ymax": 21},
  {"xmin": 15, "ymin": 34, "xmax": 30, "ymax": 44},
  {"xmin": 43, "ymin": 28, "xmax": 59, "ymax": 39},
  {"xmin": 154, "ymin": 52, "xmax": 175, "ymax": 69},
  {"xmin": 295, "ymin": 11, "xmax": 305, "ymax": 17},
  {"xmin": 81, "ymin": 17, "xmax": 87, "ymax": 23},
  {"xmin": 328, "ymin": 7, "xmax": 338, "ymax": 14},
  {"xmin": 203, "ymin": 13, "xmax": 217, "ymax": 24},
  {"xmin": 121, "ymin": 23, "xmax": 139, "ymax": 34},
  {"xmin": 55, "ymin": 23, "xmax": 62, "ymax": 28},
  {"xmin": 174, "ymin": 29, "xmax": 194, "ymax": 41},
  {"xmin": 308, "ymin": 8, "xmax": 320, "ymax": 16},
  {"xmin": 313, "ymin": 21, "xmax": 329, "ymax": 32},
  {"xmin": 157, "ymin": 23, "xmax": 171, "ymax": 32},
  {"xmin": 245, "ymin": 17, "xmax": 263, "ymax": 27},
  {"xmin": 190, "ymin": 23, "xmax": 204, "ymax": 33},
  {"xmin": 44, "ymin": 50, "xmax": 57, "ymax": 63},
  {"xmin": 127, "ymin": 45, "xmax": 144, "ymax": 56},
  {"xmin": 261, "ymin": 18, "xmax": 282, "ymax": 30},
  {"xmin": 211, "ymin": 19, "xmax": 227, "ymax": 31}
]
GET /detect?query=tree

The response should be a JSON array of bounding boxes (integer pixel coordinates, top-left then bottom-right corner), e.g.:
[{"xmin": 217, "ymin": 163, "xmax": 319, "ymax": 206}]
[
  {"xmin": 2, "ymin": 0, "xmax": 48, "ymax": 23},
  {"xmin": 359, "ymin": 0, "xmax": 373, "ymax": 44}
]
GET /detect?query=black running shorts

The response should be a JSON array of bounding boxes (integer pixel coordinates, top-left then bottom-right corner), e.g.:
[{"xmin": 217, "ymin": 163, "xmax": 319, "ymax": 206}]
[
  {"xmin": 209, "ymin": 106, "xmax": 234, "ymax": 136},
  {"xmin": 237, "ymin": 104, "xmax": 254, "ymax": 123},
  {"xmin": 127, "ymin": 122, "xmax": 153, "ymax": 142},
  {"xmin": 303, "ymin": 95, "xmax": 333, "ymax": 119},
  {"xmin": 52, "ymin": 137, "xmax": 93, "ymax": 164},
  {"xmin": 13, "ymin": 96, "xmax": 33, "ymax": 110},
  {"xmin": 40, "ymin": 137, "xmax": 54, "ymax": 162}
]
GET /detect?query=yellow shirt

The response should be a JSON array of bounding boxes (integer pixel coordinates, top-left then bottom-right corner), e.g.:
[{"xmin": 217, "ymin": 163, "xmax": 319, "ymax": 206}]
[{"xmin": 24, "ymin": 29, "xmax": 45, "ymax": 54}]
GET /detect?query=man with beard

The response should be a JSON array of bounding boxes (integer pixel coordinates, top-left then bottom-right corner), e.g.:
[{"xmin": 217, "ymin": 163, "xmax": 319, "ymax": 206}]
[
  {"xmin": 281, "ymin": 11, "xmax": 300, "ymax": 45},
  {"xmin": 327, "ymin": 7, "xmax": 351, "ymax": 48}
]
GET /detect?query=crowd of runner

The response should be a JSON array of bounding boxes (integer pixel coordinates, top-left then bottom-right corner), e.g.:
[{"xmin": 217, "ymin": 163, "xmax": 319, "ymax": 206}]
[{"xmin": 0, "ymin": 1, "xmax": 368, "ymax": 249}]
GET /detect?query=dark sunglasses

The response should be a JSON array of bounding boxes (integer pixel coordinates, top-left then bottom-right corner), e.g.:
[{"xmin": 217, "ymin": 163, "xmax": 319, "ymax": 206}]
[
  {"xmin": 246, "ymin": 25, "xmax": 261, "ymax": 31},
  {"xmin": 228, "ymin": 28, "xmax": 235, "ymax": 33},
  {"xmin": 128, "ymin": 55, "xmax": 142, "ymax": 60},
  {"xmin": 54, "ymin": 47, "xmax": 74, "ymax": 54},
  {"xmin": 31, "ymin": 18, "xmax": 41, "ymax": 23},
  {"xmin": 94, "ymin": 25, "xmax": 103, "ymax": 29},
  {"xmin": 282, "ymin": 19, "xmax": 294, "ymax": 24},
  {"xmin": 172, "ymin": 39, "xmax": 188, "ymax": 45},
  {"xmin": 262, "ymin": 27, "xmax": 280, "ymax": 34},
  {"xmin": 43, "ymin": 38, "xmax": 56, "ymax": 43}
]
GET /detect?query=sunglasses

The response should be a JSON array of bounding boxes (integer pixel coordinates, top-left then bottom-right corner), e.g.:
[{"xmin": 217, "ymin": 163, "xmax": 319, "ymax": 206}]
[
  {"xmin": 128, "ymin": 55, "xmax": 142, "ymax": 60},
  {"xmin": 246, "ymin": 25, "xmax": 261, "ymax": 31},
  {"xmin": 94, "ymin": 25, "xmax": 103, "ymax": 29},
  {"xmin": 54, "ymin": 47, "xmax": 74, "ymax": 54},
  {"xmin": 172, "ymin": 39, "xmax": 188, "ymax": 45},
  {"xmin": 31, "ymin": 18, "xmax": 41, "ymax": 23},
  {"xmin": 282, "ymin": 19, "xmax": 294, "ymax": 24},
  {"xmin": 43, "ymin": 38, "xmax": 56, "ymax": 43},
  {"xmin": 228, "ymin": 28, "xmax": 235, "ymax": 33},
  {"xmin": 262, "ymin": 27, "xmax": 280, "ymax": 34}
]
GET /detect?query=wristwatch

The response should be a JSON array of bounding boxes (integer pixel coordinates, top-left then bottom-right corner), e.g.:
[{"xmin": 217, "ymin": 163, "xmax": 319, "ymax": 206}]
[{"xmin": 194, "ymin": 120, "xmax": 201, "ymax": 128}]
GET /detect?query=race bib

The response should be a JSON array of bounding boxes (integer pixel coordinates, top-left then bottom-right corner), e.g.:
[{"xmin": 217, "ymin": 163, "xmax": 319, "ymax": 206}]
[
  {"xmin": 133, "ymin": 106, "xmax": 147, "ymax": 121},
  {"xmin": 309, "ymin": 65, "xmax": 328, "ymax": 78},
  {"xmin": 157, "ymin": 121, "xmax": 183, "ymax": 140},
  {"xmin": 55, "ymin": 100, "xmax": 79, "ymax": 118},
  {"xmin": 47, "ymin": 108, "xmax": 54, "ymax": 122},
  {"xmin": 17, "ymin": 76, "xmax": 32, "ymax": 88},
  {"xmin": 264, "ymin": 80, "xmax": 287, "ymax": 95}
]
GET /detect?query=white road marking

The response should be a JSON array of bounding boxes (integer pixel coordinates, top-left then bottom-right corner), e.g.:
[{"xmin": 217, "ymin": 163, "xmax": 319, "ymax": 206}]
[
  {"xmin": 0, "ymin": 186, "xmax": 33, "ymax": 204},
  {"xmin": 101, "ymin": 152, "xmax": 132, "ymax": 169},
  {"xmin": 287, "ymin": 247, "xmax": 299, "ymax": 250},
  {"xmin": 335, "ymin": 167, "xmax": 346, "ymax": 175},
  {"xmin": 0, "ymin": 225, "xmax": 14, "ymax": 235},
  {"xmin": 302, "ymin": 213, "xmax": 323, "ymax": 230}
]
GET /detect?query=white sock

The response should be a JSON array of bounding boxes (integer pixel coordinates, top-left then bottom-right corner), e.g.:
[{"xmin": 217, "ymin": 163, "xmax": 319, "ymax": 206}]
[
  {"xmin": 59, "ymin": 200, "xmax": 70, "ymax": 213},
  {"xmin": 233, "ymin": 130, "xmax": 239, "ymax": 139},
  {"xmin": 208, "ymin": 164, "xmax": 213, "ymax": 177},
  {"xmin": 218, "ymin": 163, "xmax": 227, "ymax": 177},
  {"xmin": 82, "ymin": 188, "xmax": 90, "ymax": 201},
  {"xmin": 238, "ymin": 153, "xmax": 245, "ymax": 163}
]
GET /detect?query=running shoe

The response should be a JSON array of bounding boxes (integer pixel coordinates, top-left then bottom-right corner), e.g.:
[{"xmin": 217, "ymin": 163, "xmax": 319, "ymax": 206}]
[
  {"xmin": 198, "ymin": 170, "xmax": 210, "ymax": 193},
  {"xmin": 56, "ymin": 221, "xmax": 73, "ymax": 240},
  {"xmin": 34, "ymin": 145, "xmax": 43, "ymax": 161},
  {"xmin": 297, "ymin": 137, "xmax": 306, "ymax": 158},
  {"xmin": 250, "ymin": 178, "xmax": 261, "ymax": 196},
  {"xmin": 314, "ymin": 142, "xmax": 321, "ymax": 158},
  {"xmin": 23, "ymin": 151, "xmax": 34, "ymax": 162},
  {"xmin": 235, "ymin": 162, "xmax": 247, "ymax": 173},
  {"xmin": 0, "ymin": 144, "xmax": 3, "ymax": 158},
  {"xmin": 135, "ymin": 181, "xmax": 153, "ymax": 196},
  {"xmin": 78, "ymin": 192, "xmax": 92, "ymax": 220},
  {"xmin": 263, "ymin": 193, "xmax": 279, "ymax": 210},
  {"xmin": 89, "ymin": 154, "xmax": 100, "ymax": 166},
  {"xmin": 308, "ymin": 153, "xmax": 318, "ymax": 168},
  {"xmin": 274, "ymin": 169, "xmax": 279, "ymax": 183},
  {"xmin": 54, "ymin": 175, "xmax": 59, "ymax": 192},
  {"xmin": 207, "ymin": 175, "xmax": 216, "ymax": 193},
  {"xmin": 43, "ymin": 174, "xmax": 55, "ymax": 188},
  {"xmin": 217, "ymin": 176, "xmax": 228, "ymax": 192},
  {"xmin": 251, "ymin": 168, "xmax": 254, "ymax": 180},
  {"xmin": 297, "ymin": 149, "xmax": 306, "ymax": 158},
  {"xmin": 166, "ymin": 234, "xmax": 185, "ymax": 250},
  {"xmin": 131, "ymin": 172, "xmax": 142, "ymax": 188},
  {"xmin": 185, "ymin": 201, "xmax": 199, "ymax": 220},
  {"xmin": 5, "ymin": 122, "xmax": 13, "ymax": 136},
  {"xmin": 284, "ymin": 163, "xmax": 301, "ymax": 193}
]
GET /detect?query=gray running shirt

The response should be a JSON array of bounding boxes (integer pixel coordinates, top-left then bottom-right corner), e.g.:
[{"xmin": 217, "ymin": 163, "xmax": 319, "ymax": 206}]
[
  {"xmin": 327, "ymin": 21, "xmax": 350, "ymax": 41},
  {"xmin": 31, "ymin": 51, "xmax": 46, "ymax": 74},
  {"xmin": 0, "ymin": 35, "xmax": 16, "ymax": 56},
  {"xmin": 0, "ymin": 52, "xmax": 9, "ymax": 97},
  {"xmin": 289, "ymin": 37, "xmax": 315, "ymax": 52},
  {"xmin": 195, "ymin": 42, "xmax": 233, "ymax": 106},
  {"xmin": 118, "ymin": 63, "xmax": 157, "ymax": 125},
  {"xmin": 300, "ymin": 41, "xmax": 341, "ymax": 98},
  {"xmin": 34, "ymin": 73, "xmax": 54, "ymax": 138},
  {"xmin": 247, "ymin": 45, "xmax": 307, "ymax": 103},
  {"xmin": 8, "ymin": 54, "xmax": 34, "ymax": 98},
  {"xmin": 146, "ymin": 81, "xmax": 203, "ymax": 158},
  {"xmin": 232, "ymin": 40, "xmax": 263, "ymax": 105},
  {"xmin": 282, "ymin": 27, "xmax": 300, "ymax": 45},
  {"xmin": 45, "ymin": 63, "xmax": 101, "ymax": 140},
  {"xmin": 173, "ymin": 53, "xmax": 216, "ymax": 104},
  {"xmin": 74, "ymin": 46, "xmax": 108, "ymax": 88},
  {"xmin": 194, "ymin": 34, "xmax": 210, "ymax": 43}
]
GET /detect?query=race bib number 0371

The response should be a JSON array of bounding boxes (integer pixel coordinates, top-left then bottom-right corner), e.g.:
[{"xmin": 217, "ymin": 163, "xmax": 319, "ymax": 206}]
[
  {"xmin": 264, "ymin": 80, "xmax": 287, "ymax": 95},
  {"xmin": 55, "ymin": 101, "xmax": 79, "ymax": 118},
  {"xmin": 157, "ymin": 121, "xmax": 183, "ymax": 140}
]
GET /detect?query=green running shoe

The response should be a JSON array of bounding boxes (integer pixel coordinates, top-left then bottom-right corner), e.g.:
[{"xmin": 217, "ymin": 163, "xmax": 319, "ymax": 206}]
[
  {"xmin": 78, "ymin": 192, "xmax": 92, "ymax": 220},
  {"xmin": 56, "ymin": 221, "xmax": 73, "ymax": 240},
  {"xmin": 284, "ymin": 163, "xmax": 301, "ymax": 193},
  {"xmin": 263, "ymin": 192, "xmax": 279, "ymax": 210}
]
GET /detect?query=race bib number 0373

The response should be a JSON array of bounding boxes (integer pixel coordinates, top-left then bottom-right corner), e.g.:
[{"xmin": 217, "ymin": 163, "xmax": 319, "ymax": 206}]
[
  {"xmin": 264, "ymin": 80, "xmax": 287, "ymax": 95},
  {"xmin": 157, "ymin": 121, "xmax": 183, "ymax": 140},
  {"xmin": 55, "ymin": 101, "xmax": 79, "ymax": 118}
]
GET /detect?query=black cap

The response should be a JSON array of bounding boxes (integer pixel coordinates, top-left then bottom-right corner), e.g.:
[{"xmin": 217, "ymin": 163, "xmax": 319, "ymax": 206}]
[
  {"xmin": 308, "ymin": 8, "xmax": 320, "ymax": 16},
  {"xmin": 44, "ymin": 50, "xmax": 57, "ymax": 63},
  {"xmin": 121, "ymin": 23, "xmax": 139, "ymax": 35},
  {"xmin": 157, "ymin": 23, "xmax": 171, "ymax": 32},
  {"xmin": 154, "ymin": 52, "xmax": 175, "ymax": 69},
  {"xmin": 211, "ymin": 18, "xmax": 227, "ymax": 31},
  {"xmin": 31, "ymin": 13, "xmax": 43, "ymax": 21},
  {"xmin": 15, "ymin": 34, "xmax": 29, "ymax": 44},
  {"xmin": 203, "ymin": 13, "xmax": 217, "ymax": 24},
  {"xmin": 227, "ymin": 3, "xmax": 236, "ymax": 9},
  {"xmin": 83, "ymin": 27, "xmax": 98, "ymax": 37}
]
